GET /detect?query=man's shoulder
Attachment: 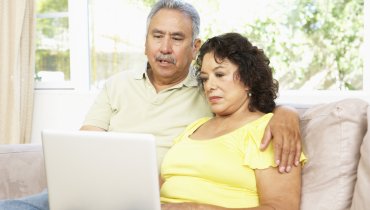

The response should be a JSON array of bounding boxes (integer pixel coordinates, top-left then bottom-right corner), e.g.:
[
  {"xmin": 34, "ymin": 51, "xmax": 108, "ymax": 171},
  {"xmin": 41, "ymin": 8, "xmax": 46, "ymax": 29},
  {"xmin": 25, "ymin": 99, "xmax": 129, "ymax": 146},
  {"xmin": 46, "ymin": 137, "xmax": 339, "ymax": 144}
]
[
  {"xmin": 106, "ymin": 70, "xmax": 143, "ymax": 84},
  {"xmin": 109, "ymin": 70, "xmax": 140, "ymax": 80},
  {"xmin": 100, "ymin": 70, "xmax": 144, "ymax": 95}
]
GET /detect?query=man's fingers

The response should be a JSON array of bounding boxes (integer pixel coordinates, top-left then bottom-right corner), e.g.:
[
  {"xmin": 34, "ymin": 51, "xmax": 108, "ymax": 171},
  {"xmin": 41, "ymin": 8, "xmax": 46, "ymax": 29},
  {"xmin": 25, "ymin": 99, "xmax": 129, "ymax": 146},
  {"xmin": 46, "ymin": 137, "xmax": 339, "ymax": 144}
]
[
  {"xmin": 261, "ymin": 126, "xmax": 272, "ymax": 150},
  {"xmin": 278, "ymin": 141, "xmax": 291, "ymax": 173},
  {"xmin": 274, "ymin": 140, "xmax": 282, "ymax": 166},
  {"xmin": 285, "ymin": 148, "xmax": 296, "ymax": 172},
  {"xmin": 277, "ymin": 136, "xmax": 301, "ymax": 173},
  {"xmin": 294, "ymin": 140, "xmax": 302, "ymax": 166}
]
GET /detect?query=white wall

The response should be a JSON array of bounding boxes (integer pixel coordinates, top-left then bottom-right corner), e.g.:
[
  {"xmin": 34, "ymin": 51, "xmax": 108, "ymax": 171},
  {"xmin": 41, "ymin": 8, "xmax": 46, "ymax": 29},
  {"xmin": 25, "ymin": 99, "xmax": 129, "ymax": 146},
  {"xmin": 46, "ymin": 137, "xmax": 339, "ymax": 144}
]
[
  {"xmin": 30, "ymin": 89, "xmax": 370, "ymax": 143},
  {"xmin": 31, "ymin": 91, "xmax": 97, "ymax": 143},
  {"xmin": 277, "ymin": 91, "xmax": 370, "ymax": 106}
]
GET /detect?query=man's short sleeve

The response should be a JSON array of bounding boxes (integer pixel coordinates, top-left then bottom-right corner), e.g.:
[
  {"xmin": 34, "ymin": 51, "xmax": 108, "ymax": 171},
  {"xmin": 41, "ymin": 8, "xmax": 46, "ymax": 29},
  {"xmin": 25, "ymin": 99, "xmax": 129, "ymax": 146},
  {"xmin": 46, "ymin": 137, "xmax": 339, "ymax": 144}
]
[{"xmin": 82, "ymin": 82, "xmax": 114, "ymax": 130}]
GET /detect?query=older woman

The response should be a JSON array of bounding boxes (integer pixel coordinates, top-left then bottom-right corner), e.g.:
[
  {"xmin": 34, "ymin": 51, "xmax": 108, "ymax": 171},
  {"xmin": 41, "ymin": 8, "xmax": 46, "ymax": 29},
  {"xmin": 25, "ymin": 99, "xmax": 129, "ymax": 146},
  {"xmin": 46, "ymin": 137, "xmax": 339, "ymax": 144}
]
[{"xmin": 160, "ymin": 32, "xmax": 306, "ymax": 210}]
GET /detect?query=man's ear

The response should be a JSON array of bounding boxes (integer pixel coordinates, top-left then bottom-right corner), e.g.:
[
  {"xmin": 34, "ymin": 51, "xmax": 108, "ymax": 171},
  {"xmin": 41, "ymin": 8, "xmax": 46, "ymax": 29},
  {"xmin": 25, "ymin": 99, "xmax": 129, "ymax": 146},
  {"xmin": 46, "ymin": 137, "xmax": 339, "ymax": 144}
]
[{"xmin": 192, "ymin": 39, "xmax": 202, "ymax": 59}]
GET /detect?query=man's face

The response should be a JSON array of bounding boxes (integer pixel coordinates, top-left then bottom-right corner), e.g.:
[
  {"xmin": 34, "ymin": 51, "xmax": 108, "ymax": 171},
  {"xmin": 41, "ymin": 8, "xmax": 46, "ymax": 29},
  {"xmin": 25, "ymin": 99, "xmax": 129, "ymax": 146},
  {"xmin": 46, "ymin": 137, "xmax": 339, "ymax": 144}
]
[{"xmin": 145, "ymin": 9, "xmax": 200, "ymax": 83}]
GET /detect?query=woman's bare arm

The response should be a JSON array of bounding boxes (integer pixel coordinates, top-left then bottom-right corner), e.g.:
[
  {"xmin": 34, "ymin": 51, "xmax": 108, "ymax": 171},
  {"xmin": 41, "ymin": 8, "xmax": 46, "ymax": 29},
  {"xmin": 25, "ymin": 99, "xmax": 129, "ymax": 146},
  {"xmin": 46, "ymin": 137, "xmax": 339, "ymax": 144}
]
[{"xmin": 161, "ymin": 166, "xmax": 302, "ymax": 210}]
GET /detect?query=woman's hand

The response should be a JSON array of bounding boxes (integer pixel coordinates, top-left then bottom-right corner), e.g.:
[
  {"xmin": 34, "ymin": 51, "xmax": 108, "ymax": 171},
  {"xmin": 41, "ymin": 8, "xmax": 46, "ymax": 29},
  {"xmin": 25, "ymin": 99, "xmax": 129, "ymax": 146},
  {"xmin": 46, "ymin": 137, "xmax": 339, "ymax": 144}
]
[
  {"xmin": 260, "ymin": 105, "xmax": 302, "ymax": 173},
  {"xmin": 161, "ymin": 203, "xmax": 199, "ymax": 210},
  {"xmin": 161, "ymin": 203, "xmax": 228, "ymax": 210}
]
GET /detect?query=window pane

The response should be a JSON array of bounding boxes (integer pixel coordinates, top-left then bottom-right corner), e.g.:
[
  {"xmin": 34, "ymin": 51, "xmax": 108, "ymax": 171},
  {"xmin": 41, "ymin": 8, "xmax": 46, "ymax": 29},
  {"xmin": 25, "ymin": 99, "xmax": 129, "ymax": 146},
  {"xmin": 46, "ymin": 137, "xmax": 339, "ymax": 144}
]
[
  {"xmin": 35, "ymin": 0, "xmax": 70, "ymax": 83},
  {"xmin": 193, "ymin": 0, "xmax": 364, "ymax": 91},
  {"xmin": 88, "ymin": 0, "xmax": 364, "ymax": 91},
  {"xmin": 36, "ymin": 0, "xmax": 68, "ymax": 13},
  {"xmin": 240, "ymin": 0, "xmax": 364, "ymax": 91},
  {"xmin": 88, "ymin": 0, "xmax": 149, "ymax": 89}
]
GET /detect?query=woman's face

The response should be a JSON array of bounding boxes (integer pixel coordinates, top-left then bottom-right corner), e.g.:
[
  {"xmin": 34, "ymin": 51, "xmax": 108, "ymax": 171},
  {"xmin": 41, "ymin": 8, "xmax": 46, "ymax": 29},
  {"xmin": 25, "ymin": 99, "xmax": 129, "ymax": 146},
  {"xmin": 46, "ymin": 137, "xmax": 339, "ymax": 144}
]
[{"xmin": 199, "ymin": 52, "xmax": 249, "ymax": 116}]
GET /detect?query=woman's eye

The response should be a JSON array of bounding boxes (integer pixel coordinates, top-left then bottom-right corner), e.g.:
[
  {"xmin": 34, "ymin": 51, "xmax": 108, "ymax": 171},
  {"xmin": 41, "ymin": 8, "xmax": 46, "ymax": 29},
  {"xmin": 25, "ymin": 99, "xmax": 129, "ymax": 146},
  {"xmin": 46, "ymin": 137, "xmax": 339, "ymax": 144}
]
[
  {"xmin": 215, "ymin": 73, "xmax": 224, "ymax": 77},
  {"xmin": 199, "ymin": 77, "xmax": 208, "ymax": 82}
]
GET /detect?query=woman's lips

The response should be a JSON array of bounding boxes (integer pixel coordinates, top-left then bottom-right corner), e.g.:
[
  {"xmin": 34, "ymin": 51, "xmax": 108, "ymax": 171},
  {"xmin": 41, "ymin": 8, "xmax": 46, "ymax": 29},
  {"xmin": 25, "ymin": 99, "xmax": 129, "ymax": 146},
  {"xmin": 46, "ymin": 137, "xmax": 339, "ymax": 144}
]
[{"xmin": 208, "ymin": 96, "xmax": 222, "ymax": 103}]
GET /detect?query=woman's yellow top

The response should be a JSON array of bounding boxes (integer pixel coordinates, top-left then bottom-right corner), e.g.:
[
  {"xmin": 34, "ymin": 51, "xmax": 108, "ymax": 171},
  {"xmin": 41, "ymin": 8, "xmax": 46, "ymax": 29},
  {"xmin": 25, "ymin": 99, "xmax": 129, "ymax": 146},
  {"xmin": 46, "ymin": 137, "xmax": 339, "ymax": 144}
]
[{"xmin": 160, "ymin": 113, "xmax": 306, "ymax": 208}]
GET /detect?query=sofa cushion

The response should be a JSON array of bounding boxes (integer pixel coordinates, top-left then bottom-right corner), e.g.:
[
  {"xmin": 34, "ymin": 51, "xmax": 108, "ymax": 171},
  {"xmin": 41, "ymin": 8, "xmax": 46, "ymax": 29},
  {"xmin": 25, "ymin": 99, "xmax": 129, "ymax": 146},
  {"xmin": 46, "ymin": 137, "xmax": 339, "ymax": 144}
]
[
  {"xmin": 0, "ymin": 144, "xmax": 46, "ymax": 200},
  {"xmin": 300, "ymin": 98, "xmax": 368, "ymax": 210},
  {"xmin": 350, "ymin": 105, "xmax": 370, "ymax": 210}
]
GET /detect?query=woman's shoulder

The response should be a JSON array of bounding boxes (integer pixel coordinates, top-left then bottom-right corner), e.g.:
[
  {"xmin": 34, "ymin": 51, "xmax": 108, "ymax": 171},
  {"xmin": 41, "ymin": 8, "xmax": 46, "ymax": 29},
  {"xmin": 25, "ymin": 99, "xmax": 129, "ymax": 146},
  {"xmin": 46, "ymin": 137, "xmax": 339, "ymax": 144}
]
[
  {"xmin": 243, "ymin": 113, "xmax": 273, "ymax": 131},
  {"xmin": 241, "ymin": 113, "xmax": 277, "ymax": 169},
  {"xmin": 235, "ymin": 113, "xmax": 274, "ymax": 146},
  {"xmin": 172, "ymin": 117, "xmax": 211, "ymax": 144},
  {"xmin": 186, "ymin": 117, "xmax": 211, "ymax": 132}
]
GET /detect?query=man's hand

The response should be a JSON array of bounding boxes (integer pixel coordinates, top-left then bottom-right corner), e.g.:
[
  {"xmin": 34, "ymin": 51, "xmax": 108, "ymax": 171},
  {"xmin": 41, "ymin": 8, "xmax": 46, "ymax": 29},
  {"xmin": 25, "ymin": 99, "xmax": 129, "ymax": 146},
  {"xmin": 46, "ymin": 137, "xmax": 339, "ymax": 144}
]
[
  {"xmin": 80, "ymin": 125, "xmax": 106, "ymax": 131},
  {"xmin": 260, "ymin": 106, "xmax": 302, "ymax": 173}
]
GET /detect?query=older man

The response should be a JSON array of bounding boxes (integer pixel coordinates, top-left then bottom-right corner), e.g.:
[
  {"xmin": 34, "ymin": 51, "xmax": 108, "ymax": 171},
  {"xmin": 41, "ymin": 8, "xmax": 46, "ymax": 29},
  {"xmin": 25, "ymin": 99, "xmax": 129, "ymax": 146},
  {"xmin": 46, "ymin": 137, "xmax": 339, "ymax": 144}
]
[{"xmin": 0, "ymin": 0, "xmax": 301, "ymax": 209}]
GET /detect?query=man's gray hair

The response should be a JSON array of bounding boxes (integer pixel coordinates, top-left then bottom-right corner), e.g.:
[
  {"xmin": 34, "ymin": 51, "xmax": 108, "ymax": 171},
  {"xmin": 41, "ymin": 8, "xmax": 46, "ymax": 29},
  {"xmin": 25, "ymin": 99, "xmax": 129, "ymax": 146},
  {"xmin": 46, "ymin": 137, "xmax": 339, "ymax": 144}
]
[{"xmin": 146, "ymin": 0, "xmax": 200, "ymax": 42}]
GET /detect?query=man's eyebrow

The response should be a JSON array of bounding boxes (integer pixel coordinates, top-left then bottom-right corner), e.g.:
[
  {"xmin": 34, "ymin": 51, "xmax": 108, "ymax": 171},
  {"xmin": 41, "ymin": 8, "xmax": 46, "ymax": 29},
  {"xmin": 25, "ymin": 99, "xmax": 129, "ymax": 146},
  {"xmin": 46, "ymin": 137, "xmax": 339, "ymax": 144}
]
[
  {"xmin": 170, "ymin": 32, "xmax": 185, "ymax": 37},
  {"xmin": 151, "ymin": 29, "xmax": 165, "ymax": 34},
  {"xmin": 150, "ymin": 29, "xmax": 185, "ymax": 37}
]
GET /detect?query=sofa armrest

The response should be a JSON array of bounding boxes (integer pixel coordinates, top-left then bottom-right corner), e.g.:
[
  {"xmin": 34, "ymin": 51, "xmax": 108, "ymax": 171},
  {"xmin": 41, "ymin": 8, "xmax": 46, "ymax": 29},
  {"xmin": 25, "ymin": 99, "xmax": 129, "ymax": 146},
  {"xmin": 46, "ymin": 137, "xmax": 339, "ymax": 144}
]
[{"xmin": 0, "ymin": 144, "xmax": 47, "ymax": 200}]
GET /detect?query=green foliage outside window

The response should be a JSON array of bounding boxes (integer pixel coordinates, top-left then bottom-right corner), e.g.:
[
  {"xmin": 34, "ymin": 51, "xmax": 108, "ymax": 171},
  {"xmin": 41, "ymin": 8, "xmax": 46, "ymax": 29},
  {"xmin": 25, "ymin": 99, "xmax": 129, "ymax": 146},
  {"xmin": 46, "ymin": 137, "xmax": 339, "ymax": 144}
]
[
  {"xmin": 36, "ymin": 0, "xmax": 364, "ymax": 90},
  {"xmin": 35, "ymin": 0, "xmax": 70, "ymax": 82},
  {"xmin": 234, "ymin": 0, "xmax": 363, "ymax": 90}
]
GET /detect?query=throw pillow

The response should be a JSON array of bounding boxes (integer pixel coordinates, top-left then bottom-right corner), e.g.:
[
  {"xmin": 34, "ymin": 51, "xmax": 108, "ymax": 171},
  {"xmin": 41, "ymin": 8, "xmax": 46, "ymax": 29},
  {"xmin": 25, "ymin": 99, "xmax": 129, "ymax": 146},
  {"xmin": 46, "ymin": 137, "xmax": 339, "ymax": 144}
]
[
  {"xmin": 300, "ymin": 98, "xmax": 368, "ymax": 210},
  {"xmin": 350, "ymin": 105, "xmax": 370, "ymax": 210}
]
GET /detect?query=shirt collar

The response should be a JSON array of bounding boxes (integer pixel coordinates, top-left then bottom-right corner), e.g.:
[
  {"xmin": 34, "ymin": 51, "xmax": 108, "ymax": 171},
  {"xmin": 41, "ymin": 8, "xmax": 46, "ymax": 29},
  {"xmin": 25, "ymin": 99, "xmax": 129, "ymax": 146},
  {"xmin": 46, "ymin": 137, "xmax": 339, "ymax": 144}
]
[{"xmin": 133, "ymin": 67, "xmax": 199, "ymax": 88}]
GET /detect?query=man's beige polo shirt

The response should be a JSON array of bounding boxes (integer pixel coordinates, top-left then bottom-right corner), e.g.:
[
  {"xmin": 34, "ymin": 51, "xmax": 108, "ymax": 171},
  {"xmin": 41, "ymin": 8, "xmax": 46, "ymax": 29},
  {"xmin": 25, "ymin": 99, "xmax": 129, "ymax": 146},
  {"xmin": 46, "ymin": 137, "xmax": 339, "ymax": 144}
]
[{"xmin": 83, "ymin": 69, "xmax": 212, "ymax": 167}]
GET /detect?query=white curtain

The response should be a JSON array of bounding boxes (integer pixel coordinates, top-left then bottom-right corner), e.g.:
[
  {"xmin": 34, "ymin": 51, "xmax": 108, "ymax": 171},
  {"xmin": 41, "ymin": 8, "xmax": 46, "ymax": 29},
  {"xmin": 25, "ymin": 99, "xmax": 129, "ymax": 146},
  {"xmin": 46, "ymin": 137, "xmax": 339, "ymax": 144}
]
[{"xmin": 0, "ymin": 0, "xmax": 36, "ymax": 144}]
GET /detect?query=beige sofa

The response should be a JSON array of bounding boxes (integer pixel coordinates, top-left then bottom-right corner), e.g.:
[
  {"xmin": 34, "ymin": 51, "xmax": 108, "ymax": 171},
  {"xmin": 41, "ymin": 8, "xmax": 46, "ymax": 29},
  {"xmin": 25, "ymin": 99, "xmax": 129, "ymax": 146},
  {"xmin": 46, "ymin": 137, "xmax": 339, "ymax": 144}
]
[{"xmin": 0, "ymin": 98, "xmax": 369, "ymax": 210}]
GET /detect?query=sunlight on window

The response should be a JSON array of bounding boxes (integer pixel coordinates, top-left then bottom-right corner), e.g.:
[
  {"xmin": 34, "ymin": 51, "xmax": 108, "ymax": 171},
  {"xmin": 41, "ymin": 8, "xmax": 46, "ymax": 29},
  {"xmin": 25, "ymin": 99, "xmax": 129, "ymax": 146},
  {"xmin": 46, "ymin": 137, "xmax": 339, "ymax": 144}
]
[
  {"xmin": 35, "ymin": 0, "xmax": 70, "ymax": 83},
  {"xmin": 87, "ymin": 0, "xmax": 364, "ymax": 91},
  {"xmin": 88, "ymin": 0, "xmax": 149, "ymax": 89},
  {"xmin": 32, "ymin": 0, "xmax": 367, "ymax": 96}
]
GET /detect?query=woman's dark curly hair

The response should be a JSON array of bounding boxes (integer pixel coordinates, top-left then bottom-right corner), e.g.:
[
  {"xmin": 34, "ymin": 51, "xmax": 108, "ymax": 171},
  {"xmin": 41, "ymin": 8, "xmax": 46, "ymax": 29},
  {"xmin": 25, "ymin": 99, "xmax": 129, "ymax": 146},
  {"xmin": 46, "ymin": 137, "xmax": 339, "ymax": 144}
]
[{"xmin": 195, "ymin": 32, "xmax": 279, "ymax": 113}]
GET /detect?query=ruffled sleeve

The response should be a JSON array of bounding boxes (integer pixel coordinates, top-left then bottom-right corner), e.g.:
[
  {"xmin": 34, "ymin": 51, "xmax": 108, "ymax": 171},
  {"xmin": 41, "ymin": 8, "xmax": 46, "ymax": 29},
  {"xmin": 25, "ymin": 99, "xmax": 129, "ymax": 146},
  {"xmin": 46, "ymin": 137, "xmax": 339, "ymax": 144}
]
[
  {"xmin": 243, "ymin": 114, "xmax": 277, "ymax": 169},
  {"xmin": 172, "ymin": 117, "xmax": 211, "ymax": 145}
]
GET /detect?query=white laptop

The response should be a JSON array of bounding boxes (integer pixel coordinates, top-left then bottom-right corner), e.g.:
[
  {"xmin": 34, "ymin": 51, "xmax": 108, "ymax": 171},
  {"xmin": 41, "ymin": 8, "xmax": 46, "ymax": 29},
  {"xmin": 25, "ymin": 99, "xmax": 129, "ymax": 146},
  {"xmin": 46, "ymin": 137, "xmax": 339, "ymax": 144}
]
[{"xmin": 41, "ymin": 130, "xmax": 161, "ymax": 210}]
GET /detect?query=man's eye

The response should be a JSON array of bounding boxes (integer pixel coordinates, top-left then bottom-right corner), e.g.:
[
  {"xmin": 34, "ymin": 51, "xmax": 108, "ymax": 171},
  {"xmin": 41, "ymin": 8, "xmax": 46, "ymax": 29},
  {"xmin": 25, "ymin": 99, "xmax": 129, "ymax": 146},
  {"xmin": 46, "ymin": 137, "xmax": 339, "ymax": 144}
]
[
  {"xmin": 153, "ymin": 35, "xmax": 162, "ymax": 38},
  {"xmin": 215, "ymin": 73, "xmax": 224, "ymax": 77},
  {"xmin": 172, "ymin": 37, "xmax": 183, "ymax": 41}
]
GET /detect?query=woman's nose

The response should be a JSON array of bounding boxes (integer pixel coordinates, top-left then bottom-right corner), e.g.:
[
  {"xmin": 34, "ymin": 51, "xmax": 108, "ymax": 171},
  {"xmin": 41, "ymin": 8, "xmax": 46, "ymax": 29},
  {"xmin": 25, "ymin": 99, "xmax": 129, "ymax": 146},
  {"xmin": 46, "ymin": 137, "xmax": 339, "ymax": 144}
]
[{"xmin": 204, "ymin": 77, "xmax": 216, "ymax": 92}]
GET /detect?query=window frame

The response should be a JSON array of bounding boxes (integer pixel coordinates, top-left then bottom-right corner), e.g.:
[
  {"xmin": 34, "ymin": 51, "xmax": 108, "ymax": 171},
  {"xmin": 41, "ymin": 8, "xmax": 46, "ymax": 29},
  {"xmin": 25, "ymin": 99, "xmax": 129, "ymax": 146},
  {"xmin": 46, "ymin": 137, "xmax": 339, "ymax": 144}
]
[{"xmin": 35, "ymin": 0, "xmax": 90, "ymax": 91}]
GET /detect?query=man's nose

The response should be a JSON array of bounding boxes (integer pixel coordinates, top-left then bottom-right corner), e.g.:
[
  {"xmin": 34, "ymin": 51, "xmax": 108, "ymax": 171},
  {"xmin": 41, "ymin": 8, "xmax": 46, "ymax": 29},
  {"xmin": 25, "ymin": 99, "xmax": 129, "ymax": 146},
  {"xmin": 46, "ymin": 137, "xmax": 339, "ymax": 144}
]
[{"xmin": 160, "ymin": 36, "xmax": 172, "ymax": 54}]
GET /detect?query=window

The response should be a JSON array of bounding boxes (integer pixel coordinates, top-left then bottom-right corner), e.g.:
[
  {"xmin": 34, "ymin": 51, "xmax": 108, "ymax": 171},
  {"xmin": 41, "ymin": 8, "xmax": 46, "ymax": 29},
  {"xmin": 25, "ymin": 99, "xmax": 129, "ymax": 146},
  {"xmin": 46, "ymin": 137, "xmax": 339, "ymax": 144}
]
[
  {"xmin": 88, "ymin": 0, "xmax": 149, "ymax": 89},
  {"xmin": 35, "ymin": 0, "xmax": 71, "ymax": 89},
  {"xmin": 35, "ymin": 0, "xmax": 369, "ymax": 102}
]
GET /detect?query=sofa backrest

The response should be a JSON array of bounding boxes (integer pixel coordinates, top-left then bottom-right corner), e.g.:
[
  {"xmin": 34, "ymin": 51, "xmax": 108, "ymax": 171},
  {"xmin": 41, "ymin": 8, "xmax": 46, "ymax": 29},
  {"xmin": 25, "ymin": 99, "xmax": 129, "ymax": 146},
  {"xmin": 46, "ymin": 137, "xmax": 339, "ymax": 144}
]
[{"xmin": 0, "ymin": 98, "xmax": 369, "ymax": 209}]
